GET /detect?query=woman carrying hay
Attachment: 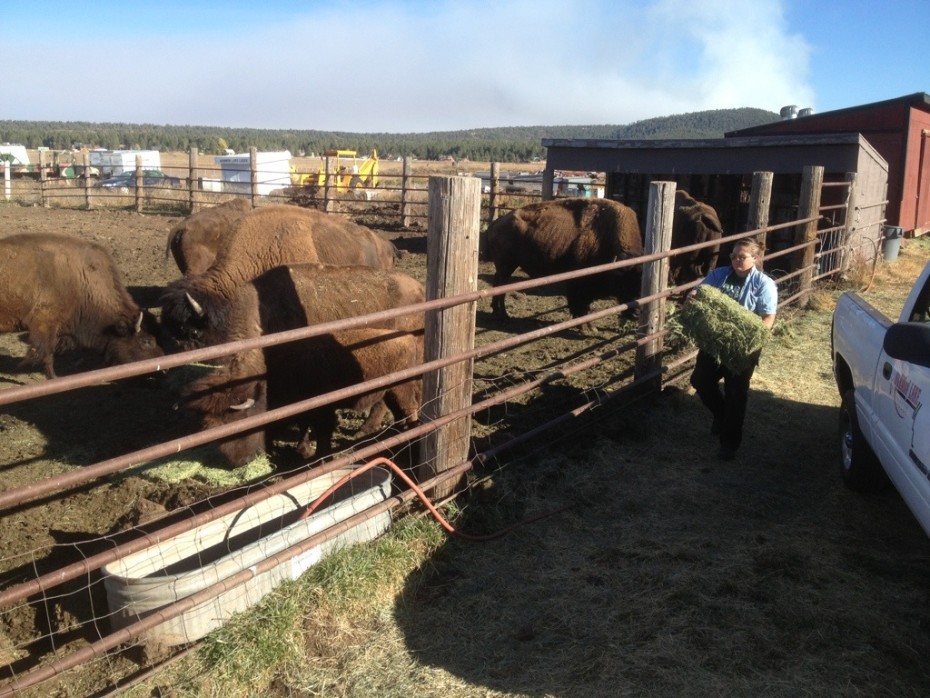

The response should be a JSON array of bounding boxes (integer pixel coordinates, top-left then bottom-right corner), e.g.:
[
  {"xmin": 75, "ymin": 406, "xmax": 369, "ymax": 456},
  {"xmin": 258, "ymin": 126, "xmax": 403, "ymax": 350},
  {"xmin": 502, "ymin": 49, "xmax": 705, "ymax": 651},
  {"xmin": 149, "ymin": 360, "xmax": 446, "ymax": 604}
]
[{"xmin": 684, "ymin": 238, "xmax": 777, "ymax": 461}]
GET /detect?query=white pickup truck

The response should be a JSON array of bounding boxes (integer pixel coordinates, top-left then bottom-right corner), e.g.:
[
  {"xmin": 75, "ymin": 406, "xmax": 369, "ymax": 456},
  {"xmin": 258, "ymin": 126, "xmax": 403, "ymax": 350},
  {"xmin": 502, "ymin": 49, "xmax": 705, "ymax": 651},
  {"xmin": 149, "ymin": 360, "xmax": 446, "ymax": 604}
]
[{"xmin": 832, "ymin": 260, "xmax": 930, "ymax": 535}]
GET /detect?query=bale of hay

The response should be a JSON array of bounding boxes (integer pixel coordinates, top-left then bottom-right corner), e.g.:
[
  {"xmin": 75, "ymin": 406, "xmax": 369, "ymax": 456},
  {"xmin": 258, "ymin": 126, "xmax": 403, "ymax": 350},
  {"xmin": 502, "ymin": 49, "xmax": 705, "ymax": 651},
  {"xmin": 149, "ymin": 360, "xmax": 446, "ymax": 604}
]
[{"xmin": 672, "ymin": 285, "xmax": 769, "ymax": 373}]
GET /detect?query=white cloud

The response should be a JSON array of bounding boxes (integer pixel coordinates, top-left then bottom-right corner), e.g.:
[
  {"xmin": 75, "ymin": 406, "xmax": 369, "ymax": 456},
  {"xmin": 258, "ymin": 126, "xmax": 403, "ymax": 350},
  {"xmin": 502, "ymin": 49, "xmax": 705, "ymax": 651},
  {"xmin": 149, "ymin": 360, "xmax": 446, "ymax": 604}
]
[{"xmin": 4, "ymin": 0, "xmax": 815, "ymax": 131}]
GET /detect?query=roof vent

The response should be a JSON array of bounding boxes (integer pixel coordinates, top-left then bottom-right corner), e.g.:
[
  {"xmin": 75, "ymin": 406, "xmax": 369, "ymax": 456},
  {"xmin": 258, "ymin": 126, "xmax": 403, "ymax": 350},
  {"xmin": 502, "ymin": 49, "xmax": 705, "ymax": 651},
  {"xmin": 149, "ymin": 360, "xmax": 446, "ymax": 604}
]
[
  {"xmin": 780, "ymin": 105, "xmax": 798, "ymax": 120},
  {"xmin": 798, "ymin": 107, "xmax": 815, "ymax": 117}
]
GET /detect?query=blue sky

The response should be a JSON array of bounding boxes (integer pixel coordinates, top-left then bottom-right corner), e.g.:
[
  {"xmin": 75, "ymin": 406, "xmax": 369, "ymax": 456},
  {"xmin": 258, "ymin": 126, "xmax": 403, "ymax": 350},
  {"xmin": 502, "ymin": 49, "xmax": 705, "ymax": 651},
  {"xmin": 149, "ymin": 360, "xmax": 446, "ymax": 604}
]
[{"xmin": 2, "ymin": 0, "xmax": 926, "ymax": 133}]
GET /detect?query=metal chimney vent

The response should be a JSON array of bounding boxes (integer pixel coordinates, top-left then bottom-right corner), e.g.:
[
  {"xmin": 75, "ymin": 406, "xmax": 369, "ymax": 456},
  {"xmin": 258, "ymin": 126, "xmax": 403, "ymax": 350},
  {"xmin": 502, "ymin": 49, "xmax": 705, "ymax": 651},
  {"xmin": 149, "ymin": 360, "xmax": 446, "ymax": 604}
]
[
  {"xmin": 798, "ymin": 107, "xmax": 815, "ymax": 117},
  {"xmin": 780, "ymin": 105, "xmax": 798, "ymax": 120}
]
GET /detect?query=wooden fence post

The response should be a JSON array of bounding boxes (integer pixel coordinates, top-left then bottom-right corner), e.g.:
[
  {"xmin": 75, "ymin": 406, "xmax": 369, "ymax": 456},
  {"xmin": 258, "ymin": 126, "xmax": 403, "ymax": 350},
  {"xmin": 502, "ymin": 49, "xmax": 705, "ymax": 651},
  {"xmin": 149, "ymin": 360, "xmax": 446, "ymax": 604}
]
[
  {"xmin": 83, "ymin": 151, "xmax": 92, "ymax": 209},
  {"xmin": 841, "ymin": 171, "xmax": 858, "ymax": 274},
  {"xmin": 488, "ymin": 162, "xmax": 500, "ymax": 225},
  {"xmin": 249, "ymin": 146, "xmax": 259, "ymax": 207},
  {"xmin": 793, "ymin": 165, "xmax": 823, "ymax": 307},
  {"xmin": 747, "ymin": 171, "xmax": 773, "ymax": 248},
  {"xmin": 635, "ymin": 181, "xmax": 676, "ymax": 388},
  {"xmin": 417, "ymin": 175, "xmax": 481, "ymax": 498},
  {"xmin": 38, "ymin": 150, "xmax": 48, "ymax": 208},
  {"xmin": 189, "ymin": 147, "xmax": 199, "ymax": 213},
  {"xmin": 134, "ymin": 155, "xmax": 143, "ymax": 213},
  {"xmin": 542, "ymin": 167, "xmax": 554, "ymax": 201},
  {"xmin": 3, "ymin": 161, "xmax": 9, "ymax": 202},
  {"xmin": 401, "ymin": 156, "xmax": 412, "ymax": 228}
]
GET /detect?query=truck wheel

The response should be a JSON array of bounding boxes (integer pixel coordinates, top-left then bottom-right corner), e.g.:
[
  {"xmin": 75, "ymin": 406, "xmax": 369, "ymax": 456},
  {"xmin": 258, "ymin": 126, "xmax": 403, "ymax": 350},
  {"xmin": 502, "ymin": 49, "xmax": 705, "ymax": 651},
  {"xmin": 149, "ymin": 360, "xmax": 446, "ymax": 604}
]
[{"xmin": 839, "ymin": 389, "xmax": 888, "ymax": 492}]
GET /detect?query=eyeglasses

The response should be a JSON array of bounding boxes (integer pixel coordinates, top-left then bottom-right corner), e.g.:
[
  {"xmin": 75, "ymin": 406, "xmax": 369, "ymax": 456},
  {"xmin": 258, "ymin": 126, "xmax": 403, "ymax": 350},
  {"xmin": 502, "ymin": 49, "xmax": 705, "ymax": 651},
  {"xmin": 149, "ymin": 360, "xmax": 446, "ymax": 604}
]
[{"xmin": 730, "ymin": 254, "xmax": 754, "ymax": 261}]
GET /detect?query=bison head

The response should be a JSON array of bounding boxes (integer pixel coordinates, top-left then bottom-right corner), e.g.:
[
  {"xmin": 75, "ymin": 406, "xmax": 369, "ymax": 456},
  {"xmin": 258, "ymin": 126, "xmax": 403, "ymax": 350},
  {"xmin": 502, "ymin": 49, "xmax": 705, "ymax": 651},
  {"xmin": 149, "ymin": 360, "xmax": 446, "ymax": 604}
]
[
  {"xmin": 180, "ymin": 352, "xmax": 269, "ymax": 468},
  {"xmin": 159, "ymin": 280, "xmax": 232, "ymax": 352},
  {"xmin": 103, "ymin": 310, "xmax": 165, "ymax": 367}
]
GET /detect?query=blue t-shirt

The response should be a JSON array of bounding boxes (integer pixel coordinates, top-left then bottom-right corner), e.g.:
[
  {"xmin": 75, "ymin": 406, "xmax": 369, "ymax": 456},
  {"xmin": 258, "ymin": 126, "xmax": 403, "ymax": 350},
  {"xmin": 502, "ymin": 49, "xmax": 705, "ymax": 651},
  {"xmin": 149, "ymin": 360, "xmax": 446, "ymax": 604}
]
[{"xmin": 700, "ymin": 265, "xmax": 778, "ymax": 316}]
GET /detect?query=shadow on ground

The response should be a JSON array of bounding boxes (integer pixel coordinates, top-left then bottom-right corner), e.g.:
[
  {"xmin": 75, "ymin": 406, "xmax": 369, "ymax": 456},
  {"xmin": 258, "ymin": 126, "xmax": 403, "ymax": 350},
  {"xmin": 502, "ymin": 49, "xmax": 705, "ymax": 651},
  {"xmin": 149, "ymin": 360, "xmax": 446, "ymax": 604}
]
[{"xmin": 392, "ymin": 388, "xmax": 930, "ymax": 696}]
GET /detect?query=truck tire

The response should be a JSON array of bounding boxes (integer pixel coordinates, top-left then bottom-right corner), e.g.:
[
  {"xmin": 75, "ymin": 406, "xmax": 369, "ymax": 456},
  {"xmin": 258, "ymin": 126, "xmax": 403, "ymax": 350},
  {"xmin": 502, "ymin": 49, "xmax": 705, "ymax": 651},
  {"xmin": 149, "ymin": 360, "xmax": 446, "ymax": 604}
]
[{"xmin": 839, "ymin": 389, "xmax": 888, "ymax": 492}]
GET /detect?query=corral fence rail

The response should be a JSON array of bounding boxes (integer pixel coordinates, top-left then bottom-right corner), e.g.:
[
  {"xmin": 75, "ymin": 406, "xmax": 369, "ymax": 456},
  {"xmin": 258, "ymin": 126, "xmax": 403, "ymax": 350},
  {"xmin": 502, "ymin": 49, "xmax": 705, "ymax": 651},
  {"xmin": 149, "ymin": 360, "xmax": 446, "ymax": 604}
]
[
  {"xmin": 0, "ymin": 166, "xmax": 883, "ymax": 696},
  {"xmin": 3, "ymin": 148, "xmax": 542, "ymax": 229}
]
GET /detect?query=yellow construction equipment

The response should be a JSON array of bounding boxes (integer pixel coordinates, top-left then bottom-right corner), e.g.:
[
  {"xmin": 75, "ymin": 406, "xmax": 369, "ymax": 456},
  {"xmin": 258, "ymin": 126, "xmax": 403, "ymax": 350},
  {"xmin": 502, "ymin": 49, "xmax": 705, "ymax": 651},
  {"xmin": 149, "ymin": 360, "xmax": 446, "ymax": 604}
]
[{"xmin": 291, "ymin": 148, "xmax": 379, "ymax": 192}]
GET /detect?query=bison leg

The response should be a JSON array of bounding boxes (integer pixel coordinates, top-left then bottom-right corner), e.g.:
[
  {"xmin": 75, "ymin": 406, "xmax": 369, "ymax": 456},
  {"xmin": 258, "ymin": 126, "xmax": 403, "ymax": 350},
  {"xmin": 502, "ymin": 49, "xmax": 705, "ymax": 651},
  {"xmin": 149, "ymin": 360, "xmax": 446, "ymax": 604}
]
[
  {"xmin": 23, "ymin": 325, "xmax": 60, "ymax": 379},
  {"xmin": 491, "ymin": 263, "xmax": 518, "ymax": 319},
  {"xmin": 357, "ymin": 399, "xmax": 390, "ymax": 436},
  {"xmin": 385, "ymin": 381, "xmax": 420, "ymax": 427},
  {"xmin": 20, "ymin": 347, "xmax": 56, "ymax": 379},
  {"xmin": 295, "ymin": 409, "xmax": 339, "ymax": 460},
  {"xmin": 566, "ymin": 283, "xmax": 597, "ymax": 334}
]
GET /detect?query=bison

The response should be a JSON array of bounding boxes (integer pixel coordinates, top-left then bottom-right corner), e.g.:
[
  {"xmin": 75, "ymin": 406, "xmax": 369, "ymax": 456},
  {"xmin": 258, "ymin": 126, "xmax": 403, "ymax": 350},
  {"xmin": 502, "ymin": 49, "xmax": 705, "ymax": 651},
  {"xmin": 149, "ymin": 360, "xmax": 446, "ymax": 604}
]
[
  {"xmin": 178, "ymin": 264, "xmax": 426, "ymax": 466},
  {"xmin": 0, "ymin": 233, "xmax": 163, "ymax": 378},
  {"xmin": 164, "ymin": 261, "xmax": 424, "ymax": 351},
  {"xmin": 486, "ymin": 197, "xmax": 644, "ymax": 324},
  {"xmin": 670, "ymin": 190, "xmax": 723, "ymax": 285},
  {"xmin": 165, "ymin": 197, "xmax": 252, "ymax": 275},
  {"xmin": 183, "ymin": 328, "xmax": 421, "ymax": 466},
  {"xmin": 159, "ymin": 204, "xmax": 399, "ymax": 349}
]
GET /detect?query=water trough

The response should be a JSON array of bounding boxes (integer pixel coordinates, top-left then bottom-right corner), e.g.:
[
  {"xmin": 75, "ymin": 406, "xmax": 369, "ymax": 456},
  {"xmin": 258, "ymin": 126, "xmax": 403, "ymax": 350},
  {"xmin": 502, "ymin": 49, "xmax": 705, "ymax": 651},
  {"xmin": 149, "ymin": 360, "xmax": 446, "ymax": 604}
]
[{"xmin": 103, "ymin": 466, "xmax": 392, "ymax": 645}]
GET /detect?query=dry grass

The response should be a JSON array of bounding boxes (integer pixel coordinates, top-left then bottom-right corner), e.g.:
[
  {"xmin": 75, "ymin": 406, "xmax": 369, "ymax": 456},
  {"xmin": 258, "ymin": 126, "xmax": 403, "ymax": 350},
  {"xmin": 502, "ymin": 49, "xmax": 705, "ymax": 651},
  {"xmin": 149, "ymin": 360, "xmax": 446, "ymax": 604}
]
[{"xmin": 120, "ymin": 237, "xmax": 930, "ymax": 697}]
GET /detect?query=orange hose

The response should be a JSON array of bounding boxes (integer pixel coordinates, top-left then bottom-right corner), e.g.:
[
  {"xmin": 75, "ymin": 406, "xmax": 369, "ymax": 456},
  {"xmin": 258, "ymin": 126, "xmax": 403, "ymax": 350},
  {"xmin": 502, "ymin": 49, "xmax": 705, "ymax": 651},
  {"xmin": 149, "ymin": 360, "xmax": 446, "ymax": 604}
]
[{"xmin": 297, "ymin": 456, "xmax": 565, "ymax": 541}]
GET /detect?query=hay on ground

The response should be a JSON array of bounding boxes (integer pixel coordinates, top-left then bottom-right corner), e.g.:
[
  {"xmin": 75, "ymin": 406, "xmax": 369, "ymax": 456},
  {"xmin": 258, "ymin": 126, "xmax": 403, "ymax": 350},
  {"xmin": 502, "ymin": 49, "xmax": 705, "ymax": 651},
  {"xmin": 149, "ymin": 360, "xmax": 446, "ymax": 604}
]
[{"xmin": 131, "ymin": 449, "xmax": 275, "ymax": 486}]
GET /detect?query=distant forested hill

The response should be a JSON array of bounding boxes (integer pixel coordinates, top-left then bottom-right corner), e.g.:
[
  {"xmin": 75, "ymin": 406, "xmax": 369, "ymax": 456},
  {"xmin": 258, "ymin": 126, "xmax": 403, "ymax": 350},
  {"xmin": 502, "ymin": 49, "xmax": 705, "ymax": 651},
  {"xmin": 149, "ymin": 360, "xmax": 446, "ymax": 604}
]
[{"xmin": 0, "ymin": 108, "xmax": 779, "ymax": 162}]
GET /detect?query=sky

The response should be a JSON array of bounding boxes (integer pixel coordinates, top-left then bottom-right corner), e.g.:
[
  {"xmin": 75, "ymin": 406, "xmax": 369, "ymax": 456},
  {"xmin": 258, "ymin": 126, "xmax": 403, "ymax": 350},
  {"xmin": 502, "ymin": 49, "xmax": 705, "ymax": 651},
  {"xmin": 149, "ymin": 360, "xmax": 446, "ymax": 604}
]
[{"xmin": 2, "ymin": 0, "xmax": 927, "ymax": 133}]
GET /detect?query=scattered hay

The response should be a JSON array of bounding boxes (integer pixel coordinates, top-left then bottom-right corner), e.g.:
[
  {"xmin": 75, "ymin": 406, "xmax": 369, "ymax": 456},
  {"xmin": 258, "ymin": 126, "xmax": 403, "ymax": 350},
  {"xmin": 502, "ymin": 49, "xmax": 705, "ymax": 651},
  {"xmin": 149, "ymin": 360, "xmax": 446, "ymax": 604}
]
[
  {"xmin": 197, "ymin": 455, "xmax": 275, "ymax": 487},
  {"xmin": 671, "ymin": 285, "xmax": 769, "ymax": 373},
  {"xmin": 130, "ymin": 448, "xmax": 275, "ymax": 486}
]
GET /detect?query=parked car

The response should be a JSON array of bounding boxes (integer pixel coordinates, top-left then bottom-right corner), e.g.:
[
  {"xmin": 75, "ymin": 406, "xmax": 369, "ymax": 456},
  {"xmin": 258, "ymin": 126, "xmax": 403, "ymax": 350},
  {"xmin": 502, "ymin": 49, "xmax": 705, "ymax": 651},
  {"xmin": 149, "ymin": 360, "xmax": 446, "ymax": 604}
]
[{"xmin": 95, "ymin": 170, "xmax": 181, "ymax": 189}]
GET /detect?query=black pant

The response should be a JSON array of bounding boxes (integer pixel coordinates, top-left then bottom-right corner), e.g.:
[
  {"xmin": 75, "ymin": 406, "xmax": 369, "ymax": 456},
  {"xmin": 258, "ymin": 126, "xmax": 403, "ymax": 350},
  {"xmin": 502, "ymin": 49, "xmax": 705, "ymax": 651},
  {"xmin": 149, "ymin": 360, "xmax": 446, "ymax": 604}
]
[{"xmin": 689, "ymin": 350, "xmax": 759, "ymax": 451}]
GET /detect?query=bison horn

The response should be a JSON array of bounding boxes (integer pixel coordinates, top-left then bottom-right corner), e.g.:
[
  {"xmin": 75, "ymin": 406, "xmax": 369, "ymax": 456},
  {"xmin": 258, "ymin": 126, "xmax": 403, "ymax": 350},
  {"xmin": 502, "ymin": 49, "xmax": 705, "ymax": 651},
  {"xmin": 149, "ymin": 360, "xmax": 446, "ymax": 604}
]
[
  {"xmin": 185, "ymin": 292, "xmax": 205, "ymax": 317},
  {"xmin": 134, "ymin": 311, "xmax": 144, "ymax": 334},
  {"xmin": 230, "ymin": 398, "xmax": 255, "ymax": 411}
]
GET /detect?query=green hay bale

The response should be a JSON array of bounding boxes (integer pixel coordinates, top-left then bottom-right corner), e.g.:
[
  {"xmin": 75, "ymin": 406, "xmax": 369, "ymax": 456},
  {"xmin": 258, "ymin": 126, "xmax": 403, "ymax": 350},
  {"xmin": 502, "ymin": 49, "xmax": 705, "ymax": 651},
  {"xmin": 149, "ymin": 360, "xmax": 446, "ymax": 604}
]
[{"xmin": 672, "ymin": 285, "xmax": 769, "ymax": 373}]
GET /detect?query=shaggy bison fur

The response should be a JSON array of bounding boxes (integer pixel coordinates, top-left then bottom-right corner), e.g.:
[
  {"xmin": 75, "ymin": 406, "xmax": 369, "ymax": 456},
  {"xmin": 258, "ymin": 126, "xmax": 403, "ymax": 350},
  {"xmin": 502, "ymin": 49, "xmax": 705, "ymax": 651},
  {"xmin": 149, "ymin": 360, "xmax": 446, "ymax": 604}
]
[
  {"xmin": 0, "ymin": 233, "xmax": 163, "ymax": 378},
  {"xmin": 486, "ymin": 198, "xmax": 644, "ymax": 325},
  {"xmin": 165, "ymin": 197, "xmax": 253, "ymax": 275},
  {"xmin": 670, "ymin": 190, "xmax": 723, "ymax": 285},
  {"xmin": 160, "ymin": 204, "xmax": 399, "ymax": 349},
  {"xmin": 183, "ymin": 327, "xmax": 421, "ymax": 466},
  {"xmin": 177, "ymin": 263, "xmax": 426, "ymax": 465}
]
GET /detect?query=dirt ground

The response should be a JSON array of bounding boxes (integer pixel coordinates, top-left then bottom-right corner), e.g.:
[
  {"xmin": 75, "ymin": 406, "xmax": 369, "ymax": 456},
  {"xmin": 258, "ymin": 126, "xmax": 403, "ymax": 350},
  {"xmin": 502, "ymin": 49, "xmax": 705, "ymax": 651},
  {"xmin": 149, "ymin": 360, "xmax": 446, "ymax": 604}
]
[
  {"xmin": 0, "ymin": 198, "xmax": 633, "ymax": 694},
  {"xmin": 2, "ymin": 200, "xmax": 930, "ymax": 697}
]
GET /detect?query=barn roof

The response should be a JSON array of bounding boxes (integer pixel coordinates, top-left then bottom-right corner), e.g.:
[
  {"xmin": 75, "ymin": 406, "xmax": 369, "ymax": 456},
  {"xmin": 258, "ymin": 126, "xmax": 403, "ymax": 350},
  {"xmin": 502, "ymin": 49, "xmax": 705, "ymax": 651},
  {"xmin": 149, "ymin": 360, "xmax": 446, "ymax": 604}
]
[
  {"xmin": 541, "ymin": 133, "xmax": 886, "ymax": 176},
  {"xmin": 725, "ymin": 92, "xmax": 930, "ymax": 137}
]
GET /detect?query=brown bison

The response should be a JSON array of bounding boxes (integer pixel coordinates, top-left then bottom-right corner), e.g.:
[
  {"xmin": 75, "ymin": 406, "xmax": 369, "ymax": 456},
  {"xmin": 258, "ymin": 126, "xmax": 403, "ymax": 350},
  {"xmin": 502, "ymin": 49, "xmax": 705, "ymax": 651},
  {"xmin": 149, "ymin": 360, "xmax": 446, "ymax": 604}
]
[
  {"xmin": 165, "ymin": 198, "xmax": 252, "ymax": 275},
  {"xmin": 159, "ymin": 204, "xmax": 399, "ymax": 349},
  {"xmin": 164, "ymin": 261, "xmax": 424, "ymax": 351},
  {"xmin": 184, "ymin": 328, "xmax": 421, "ymax": 466},
  {"xmin": 0, "ymin": 233, "xmax": 163, "ymax": 378},
  {"xmin": 178, "ymin": 264, "xmax": 426, "ymax": 466},
  {"xmin": 487, "ymin": 197, "xmax": 644, "ymax": 323},
  {"xmin": 670, "ymin": 190, "xmax": 723, "ymax": 284}
]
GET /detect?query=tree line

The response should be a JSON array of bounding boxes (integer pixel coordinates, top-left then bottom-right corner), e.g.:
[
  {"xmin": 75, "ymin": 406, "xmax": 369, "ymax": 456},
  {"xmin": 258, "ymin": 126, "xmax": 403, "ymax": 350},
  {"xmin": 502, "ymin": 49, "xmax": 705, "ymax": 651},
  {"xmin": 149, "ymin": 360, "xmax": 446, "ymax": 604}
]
[{"xmin": 0, "ymin": 108, "xmax": 778, "ymax": 161}]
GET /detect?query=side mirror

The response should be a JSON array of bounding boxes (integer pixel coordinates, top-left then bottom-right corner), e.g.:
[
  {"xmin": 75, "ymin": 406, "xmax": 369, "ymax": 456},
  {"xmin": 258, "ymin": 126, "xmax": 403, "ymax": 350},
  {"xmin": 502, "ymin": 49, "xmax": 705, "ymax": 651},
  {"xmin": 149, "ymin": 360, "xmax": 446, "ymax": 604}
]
[{"xmin": 884, "ymin": 322, "xmax": 930, "ymax": 369}]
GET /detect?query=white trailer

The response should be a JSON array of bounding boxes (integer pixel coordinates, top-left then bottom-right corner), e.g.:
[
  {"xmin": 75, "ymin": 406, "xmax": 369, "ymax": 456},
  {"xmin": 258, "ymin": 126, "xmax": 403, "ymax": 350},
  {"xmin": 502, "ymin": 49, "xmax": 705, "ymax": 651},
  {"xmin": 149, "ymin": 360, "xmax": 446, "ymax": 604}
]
[
  {"xmin": 0, "ymin": 144, "xmax": 30, "ymax": 168},
  {"xmin": 89, "ymin": 150, "xmax": 162, "ymax": 177},
  {"xmin": 214, "ymin": 151, "xmax": 292, "ymax": 196}
]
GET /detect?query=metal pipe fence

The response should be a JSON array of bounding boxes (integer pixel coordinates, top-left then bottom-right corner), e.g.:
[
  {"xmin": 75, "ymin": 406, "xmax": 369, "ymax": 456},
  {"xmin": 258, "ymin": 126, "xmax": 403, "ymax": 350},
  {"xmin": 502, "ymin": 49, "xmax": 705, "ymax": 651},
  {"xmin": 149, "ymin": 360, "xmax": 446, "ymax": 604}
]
[{"xmin": 0, "ymin": 171, "xmax": 878, "ymax": 695}]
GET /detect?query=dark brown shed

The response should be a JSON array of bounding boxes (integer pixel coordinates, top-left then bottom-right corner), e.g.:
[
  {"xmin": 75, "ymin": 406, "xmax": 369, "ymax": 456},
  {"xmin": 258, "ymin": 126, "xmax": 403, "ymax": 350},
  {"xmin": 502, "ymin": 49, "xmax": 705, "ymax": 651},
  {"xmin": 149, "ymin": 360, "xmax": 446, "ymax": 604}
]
[
  {"xmin": 541, "ymin": 134, "xmax": 888, "ymax": 268},
  {"xmin": 727, "ymin": 92, "xmax": 930, "ymax": 236}
]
